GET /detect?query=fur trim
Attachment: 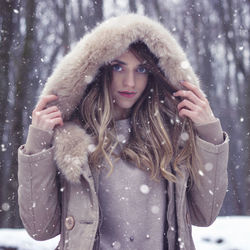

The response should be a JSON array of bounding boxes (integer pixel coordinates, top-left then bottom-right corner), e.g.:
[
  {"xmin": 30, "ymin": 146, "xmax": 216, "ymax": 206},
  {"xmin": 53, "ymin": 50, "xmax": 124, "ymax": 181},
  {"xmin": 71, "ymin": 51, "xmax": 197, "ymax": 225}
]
[
  {"xmin": 42, "ymin": 14, "xmax": 200, "ymax": 183},
  {"xmin": 42, "ymin": 14, "xmax": 199, "ymax": 120},
  {"xmin": 53, "ymin": 122, "xmax": 93, "ymax": 183}
]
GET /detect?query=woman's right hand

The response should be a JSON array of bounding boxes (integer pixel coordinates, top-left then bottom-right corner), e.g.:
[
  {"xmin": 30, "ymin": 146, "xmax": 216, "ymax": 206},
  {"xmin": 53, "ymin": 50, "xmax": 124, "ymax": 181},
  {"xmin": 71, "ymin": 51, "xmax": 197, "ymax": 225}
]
[{"xmin": 32, "ymin": 95, "xmax": 63, "ymax": 131}]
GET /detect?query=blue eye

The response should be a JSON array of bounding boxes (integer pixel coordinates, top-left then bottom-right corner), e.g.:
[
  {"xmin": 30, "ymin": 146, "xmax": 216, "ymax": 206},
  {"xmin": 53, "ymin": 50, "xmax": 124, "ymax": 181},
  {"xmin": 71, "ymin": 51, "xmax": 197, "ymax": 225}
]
[
  {"xmin": 112, "ymin": 64, "xmax": 122, "ymax": 72},
  {"xmin": 137, "ymin": 65, "xmax": 147, "ymax": 74}
]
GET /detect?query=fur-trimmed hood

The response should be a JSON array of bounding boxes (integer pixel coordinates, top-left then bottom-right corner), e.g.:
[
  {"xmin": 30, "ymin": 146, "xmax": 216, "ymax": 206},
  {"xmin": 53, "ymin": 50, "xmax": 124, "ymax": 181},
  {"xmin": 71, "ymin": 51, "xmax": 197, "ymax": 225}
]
[{"xmin": 41, "ymin": 14, "xmax": 200, "ymax": 183}]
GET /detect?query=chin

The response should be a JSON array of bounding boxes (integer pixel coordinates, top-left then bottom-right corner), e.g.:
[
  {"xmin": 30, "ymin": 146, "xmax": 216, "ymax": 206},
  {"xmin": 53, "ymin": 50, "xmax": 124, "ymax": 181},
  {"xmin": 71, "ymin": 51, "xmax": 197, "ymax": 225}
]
[
  {"xmin": 115, "ymin": 101, "xmax": 135, "ymax": 111},
  {"xmin": 119, "ymin": 103, "xmax": 135, "ymax": 109}
]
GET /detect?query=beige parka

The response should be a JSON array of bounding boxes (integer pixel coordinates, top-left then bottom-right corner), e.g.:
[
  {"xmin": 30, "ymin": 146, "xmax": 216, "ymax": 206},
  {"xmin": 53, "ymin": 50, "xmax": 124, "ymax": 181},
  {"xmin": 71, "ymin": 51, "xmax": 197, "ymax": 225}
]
[{"xmin": 18, "ymin": 14, "xmax": 229, "ymax": 250}]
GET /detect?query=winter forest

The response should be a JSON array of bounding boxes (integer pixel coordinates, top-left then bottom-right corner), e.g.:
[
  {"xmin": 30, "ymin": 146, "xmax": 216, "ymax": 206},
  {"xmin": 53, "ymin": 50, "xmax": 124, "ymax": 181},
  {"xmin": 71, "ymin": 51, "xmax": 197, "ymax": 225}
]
[{"xmin": 0, "ymin": 0, "xmax": 249, "ymax": 232}]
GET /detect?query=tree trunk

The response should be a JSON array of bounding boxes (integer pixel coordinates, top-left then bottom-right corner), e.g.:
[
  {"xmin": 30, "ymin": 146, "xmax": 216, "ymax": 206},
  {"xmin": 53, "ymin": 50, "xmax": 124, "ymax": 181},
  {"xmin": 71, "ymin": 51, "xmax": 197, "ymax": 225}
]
[
  {"xmin": 129, "ymin": 0, "xmax": 137, "ymax": 13},
  {"xmin": 0, "ymin": 0, "xmax": 16, "ymax": 227},
  {"xmin": 5, "ymin": 0, "xmax": 37, "ymax": 228}
]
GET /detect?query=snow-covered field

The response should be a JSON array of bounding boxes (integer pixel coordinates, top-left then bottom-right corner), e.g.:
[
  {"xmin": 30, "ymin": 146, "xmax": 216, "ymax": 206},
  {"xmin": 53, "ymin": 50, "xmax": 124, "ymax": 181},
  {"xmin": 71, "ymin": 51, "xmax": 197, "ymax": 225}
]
[
  {"xmin": 0, "ymin": 216, "xmax": 249, "ymax": 250},
  {"xmin": 192, "ymin": 216, "xmax": 250, "ymax": 250}
]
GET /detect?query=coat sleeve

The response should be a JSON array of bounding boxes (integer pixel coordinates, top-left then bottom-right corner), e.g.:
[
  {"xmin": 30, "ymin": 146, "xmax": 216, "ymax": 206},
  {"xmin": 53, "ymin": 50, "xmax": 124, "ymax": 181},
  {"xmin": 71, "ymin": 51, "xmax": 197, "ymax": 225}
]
[
  {"xmin": 18, "ymin": 144, "xmax": 61, "ymax": 240},
  {"xmin": 187, "ymin": 132, "xmax": 229, "ymax": 227}
]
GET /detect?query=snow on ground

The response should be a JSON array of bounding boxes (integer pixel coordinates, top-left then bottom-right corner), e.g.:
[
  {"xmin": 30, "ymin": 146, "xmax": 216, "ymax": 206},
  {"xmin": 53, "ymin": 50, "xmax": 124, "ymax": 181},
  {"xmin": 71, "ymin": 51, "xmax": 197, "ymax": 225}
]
[
  {"xmin": 0, "ymin": 216, "xmax": 249, "ymax": 250},
  {"xmin": 192, "ymin": 216, "xmax": 250, "ymax": 250}
]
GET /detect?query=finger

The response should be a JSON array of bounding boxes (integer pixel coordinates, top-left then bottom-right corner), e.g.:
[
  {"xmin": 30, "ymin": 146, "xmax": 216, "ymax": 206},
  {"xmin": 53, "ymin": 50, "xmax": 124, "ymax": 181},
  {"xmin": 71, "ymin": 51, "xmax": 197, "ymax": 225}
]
[
  {"xmin": 34, "ymin": 106, "xmax": 59, "ymax": 117},
  {"xmin": 180, "ymin": 81, "xmax": 206, "ymax": 100},
  {"xmin": 40, "ymin": 117, "xmax": 63, "ymax": 131},
  {"xmin": 174, "ymin": 90, "xmax": 203, "ymax": 105},
  {"xmin": 35, "ymin": 95, "xmax": 58, "ymax": 111},
  {"xmin": 177, "ymin": 99, "xmax": 197, "ymax": 111},
  {"xmin": 178, "ymin": 108, "xmax": 196, "ymax": 120},
  {"xmin": 51, "ymin": 117, "xmax": 64, "ymax": 127},
  {"xmin": 44, "ymin": 110, "xmax": 62, "ymax": 120}
]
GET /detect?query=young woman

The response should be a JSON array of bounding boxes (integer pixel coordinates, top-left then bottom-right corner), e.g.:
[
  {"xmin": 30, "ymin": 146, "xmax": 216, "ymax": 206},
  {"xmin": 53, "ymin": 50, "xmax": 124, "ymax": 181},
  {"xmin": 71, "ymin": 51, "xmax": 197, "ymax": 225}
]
[{"xmin": 18, "ymin": 14, "xmax": 229, "ymax": 250}]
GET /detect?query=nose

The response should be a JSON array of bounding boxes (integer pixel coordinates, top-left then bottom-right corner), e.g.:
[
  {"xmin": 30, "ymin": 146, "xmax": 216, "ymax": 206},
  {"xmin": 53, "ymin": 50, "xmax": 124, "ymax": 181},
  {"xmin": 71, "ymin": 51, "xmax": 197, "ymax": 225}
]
[{"xmin": 123, "ymin": 70, "xmax": 136, "ymax": 88}]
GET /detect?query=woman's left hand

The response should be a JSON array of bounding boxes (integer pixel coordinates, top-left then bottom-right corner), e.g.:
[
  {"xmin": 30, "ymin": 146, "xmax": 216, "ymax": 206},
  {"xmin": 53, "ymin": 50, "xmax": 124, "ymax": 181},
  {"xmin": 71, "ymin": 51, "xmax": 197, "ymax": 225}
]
[{"xmin": 173, "ymin": 81, "xmax": 216, "ymax": 125}]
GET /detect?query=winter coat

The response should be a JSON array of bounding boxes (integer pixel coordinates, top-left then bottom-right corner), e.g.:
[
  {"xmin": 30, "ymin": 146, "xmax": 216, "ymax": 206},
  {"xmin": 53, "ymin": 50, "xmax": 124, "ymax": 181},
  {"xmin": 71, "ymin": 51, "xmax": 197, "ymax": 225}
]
[{"xmin": 18, "ymin": 14, "xmax": 229, "ymax": 250}]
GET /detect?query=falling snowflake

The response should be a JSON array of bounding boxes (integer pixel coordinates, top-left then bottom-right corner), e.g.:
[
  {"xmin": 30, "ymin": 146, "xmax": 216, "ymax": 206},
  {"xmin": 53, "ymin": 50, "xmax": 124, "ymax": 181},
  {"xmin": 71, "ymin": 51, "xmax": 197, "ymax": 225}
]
[
  {"xmin": 180, "ymin": 132, "xmax": 189, "ymax": 141},
  {"xmin": 175, "ymin": 117, "xmax": 180, "ymax": 124},
  {"xmin": 1, "ymin": 144, "xmax": 7, "ymax": 152},
  {"xmin": 204, "ymin": 162, "xmax": 213, "ymax": 171},
  {"xmin": 151, "ymin": 205, "xmax": 160, "ymax": 214},
  {"xmin": 179, "ymin": 242, "xmax": 185, "ymax": 248},
  {"xmin": 117, "ymin": 134, "xmax": 126, "ymax": 143},
  {"xmin": 2, "ymin": 203, "xmax": 10, "ymax": 211},
  {"xmin": 198, "ymin": 170, "xmax": 204, "ymax": 176},
  {"xmin": 140, "ymin": 184, "xmax": 150, "ymax": 194},
  {"xmin": 111, "ymin": 241, "xmax": 121, "ymax": 249},
  {"xmin": 180, "ymin": 61, "xmax": 190, "ymax": 69}
]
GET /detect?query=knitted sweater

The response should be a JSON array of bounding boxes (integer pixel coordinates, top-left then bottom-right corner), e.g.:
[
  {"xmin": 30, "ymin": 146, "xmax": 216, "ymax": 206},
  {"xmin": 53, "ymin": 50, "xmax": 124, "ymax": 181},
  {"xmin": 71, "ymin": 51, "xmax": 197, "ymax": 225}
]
[{"xmin": 98, "ymin": 119, "xmax": 166, "ymax": 250}]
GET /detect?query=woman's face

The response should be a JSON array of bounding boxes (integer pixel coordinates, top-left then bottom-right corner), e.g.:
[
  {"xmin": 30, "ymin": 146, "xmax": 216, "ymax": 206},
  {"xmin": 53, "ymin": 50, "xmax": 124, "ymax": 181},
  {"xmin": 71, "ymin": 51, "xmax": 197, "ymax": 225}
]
[{"xmin": 110, "ymin": 50, "xmax": 148, "ymax": 120}]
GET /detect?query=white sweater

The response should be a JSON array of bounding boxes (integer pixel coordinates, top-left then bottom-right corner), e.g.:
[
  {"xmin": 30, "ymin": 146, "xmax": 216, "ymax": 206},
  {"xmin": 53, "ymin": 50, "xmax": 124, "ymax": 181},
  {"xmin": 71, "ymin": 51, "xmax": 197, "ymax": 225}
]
[{"xmin": 98, "ymin": 119, "xmax": 167, "ymax": 250}]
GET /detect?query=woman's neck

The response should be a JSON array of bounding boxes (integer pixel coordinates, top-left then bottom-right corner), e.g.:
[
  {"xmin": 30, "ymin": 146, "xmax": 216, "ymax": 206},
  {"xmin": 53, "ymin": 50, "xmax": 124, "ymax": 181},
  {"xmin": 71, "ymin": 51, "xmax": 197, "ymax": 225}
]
[{"xmin": 113, "ymin": 107, "xmax": 131, "ymax": 121}]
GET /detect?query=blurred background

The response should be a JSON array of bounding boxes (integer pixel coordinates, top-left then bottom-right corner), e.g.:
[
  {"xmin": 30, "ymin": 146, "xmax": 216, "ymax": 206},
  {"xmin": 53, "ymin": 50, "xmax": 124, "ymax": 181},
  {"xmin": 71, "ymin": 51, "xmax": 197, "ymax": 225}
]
[{"xmin": 0, "ymin": 0, "xmax": 249, "ymax": 228}]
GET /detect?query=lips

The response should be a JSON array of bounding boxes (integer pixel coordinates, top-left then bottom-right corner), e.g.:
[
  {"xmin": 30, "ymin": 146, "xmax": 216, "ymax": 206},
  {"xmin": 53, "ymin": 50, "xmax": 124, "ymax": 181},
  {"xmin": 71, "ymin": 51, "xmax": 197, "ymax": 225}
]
[{"xmin": 118, "ymin": 91, "xmax": 136, "ymax": 98}]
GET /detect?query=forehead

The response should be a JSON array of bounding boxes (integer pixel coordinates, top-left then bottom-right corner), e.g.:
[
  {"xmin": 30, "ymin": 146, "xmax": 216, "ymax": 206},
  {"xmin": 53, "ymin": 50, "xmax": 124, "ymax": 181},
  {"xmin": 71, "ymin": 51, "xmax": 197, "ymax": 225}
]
[{"xmin": 114, "ymin": 50, "xmax": 142, "ymax": 65}]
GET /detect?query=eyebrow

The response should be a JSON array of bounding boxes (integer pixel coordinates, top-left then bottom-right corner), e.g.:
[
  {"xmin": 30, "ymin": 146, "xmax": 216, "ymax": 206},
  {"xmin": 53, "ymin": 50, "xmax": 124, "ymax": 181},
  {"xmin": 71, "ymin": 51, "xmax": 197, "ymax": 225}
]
[
  {"xmin": 111, "ymin": 59, "xmax": 146, "ymax": 66},
  {"xmin": 111, "ymin": 59, "xmax": 127, "ymax": 65}
]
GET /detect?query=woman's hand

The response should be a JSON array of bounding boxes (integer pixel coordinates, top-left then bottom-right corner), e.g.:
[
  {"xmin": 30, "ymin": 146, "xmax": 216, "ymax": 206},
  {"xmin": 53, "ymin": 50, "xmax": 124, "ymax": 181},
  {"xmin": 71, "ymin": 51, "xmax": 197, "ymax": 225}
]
[
  {"xmin": 173, "ymin": 81, "xmax": 216, "ymax": 125},
  {"xmin": 32, "ymin": 95, "xmax": 63, "ymax": 131}
]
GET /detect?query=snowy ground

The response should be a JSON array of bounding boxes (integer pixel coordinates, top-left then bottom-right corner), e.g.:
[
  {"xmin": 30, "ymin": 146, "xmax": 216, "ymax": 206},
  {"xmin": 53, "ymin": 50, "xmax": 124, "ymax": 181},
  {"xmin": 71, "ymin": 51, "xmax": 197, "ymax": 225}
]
[{"xmin": 0, "ymin": 216, "xmax": 249, "ymax": 250}]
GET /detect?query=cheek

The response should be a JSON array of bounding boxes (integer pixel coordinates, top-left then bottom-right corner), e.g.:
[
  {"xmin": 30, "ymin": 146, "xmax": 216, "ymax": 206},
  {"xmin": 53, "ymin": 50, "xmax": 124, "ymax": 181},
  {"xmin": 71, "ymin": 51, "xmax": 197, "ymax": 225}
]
[
  {"xmin": 138, "ymin": 76, "xmax": 148, "ymax": 92},
  {"xmin": 111, "ymin": 74, "xmax": 122, "ymax": 89},
  {"xmin": 110, "ymin": 77, "xmax": 121, "ymax": 99}
]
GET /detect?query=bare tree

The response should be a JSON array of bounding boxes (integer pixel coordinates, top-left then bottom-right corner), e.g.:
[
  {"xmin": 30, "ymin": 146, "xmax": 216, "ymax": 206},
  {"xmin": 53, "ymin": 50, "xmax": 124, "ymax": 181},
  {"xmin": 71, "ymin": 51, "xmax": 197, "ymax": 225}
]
[
  {"xmin": 0, "ymin": 0, "xmax": 18, "ymax": 227},
  {"xmin": 212, "ymin": 0, "xmax": 250, "ymax": 215},
  {"xmin": 3, "ymin": 0, "xmax": 37, "ymax": 228},
  {"xmin": 84, "ymin": 0, "xmax": 103, "ymax": 30},
  {"xmin": 129, "ymin": 0, "xmax": 137, "ymax": 12}
]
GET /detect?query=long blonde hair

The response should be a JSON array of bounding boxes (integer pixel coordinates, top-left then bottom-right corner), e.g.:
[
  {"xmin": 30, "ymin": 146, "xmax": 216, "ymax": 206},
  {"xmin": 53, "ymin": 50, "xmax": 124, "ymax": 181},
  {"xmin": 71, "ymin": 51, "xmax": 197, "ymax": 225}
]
[{"xmin": 79, "ymin": 41, "xmax": 198, "ymax": 183}]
